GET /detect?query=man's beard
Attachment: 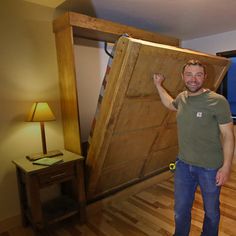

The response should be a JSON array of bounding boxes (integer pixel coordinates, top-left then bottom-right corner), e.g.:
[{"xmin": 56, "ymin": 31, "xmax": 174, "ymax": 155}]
[{"xmin": 185, "ymin": 83, "xmax": 203, "ymax": 94}]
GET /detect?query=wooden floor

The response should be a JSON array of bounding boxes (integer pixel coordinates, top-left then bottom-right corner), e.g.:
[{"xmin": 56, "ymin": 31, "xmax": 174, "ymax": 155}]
[{"xmin": 3, "ymin": 166, "xmax": 236, "ymax": 236}]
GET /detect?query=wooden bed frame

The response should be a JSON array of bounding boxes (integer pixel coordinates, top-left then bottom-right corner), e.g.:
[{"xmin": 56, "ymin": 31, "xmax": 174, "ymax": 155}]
[{"xmin": 53, "ymin": 12, "xmax": 229, "ymax": 201}]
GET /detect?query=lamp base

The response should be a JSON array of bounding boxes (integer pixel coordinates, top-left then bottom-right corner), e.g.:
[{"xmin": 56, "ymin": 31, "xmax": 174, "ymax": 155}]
[{"xmin": 26, "ymin": 150, "xmax": 63, "ymax": 161}]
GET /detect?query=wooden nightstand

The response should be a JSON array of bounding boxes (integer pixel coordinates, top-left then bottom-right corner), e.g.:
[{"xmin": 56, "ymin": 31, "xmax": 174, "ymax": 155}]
[{"xmin": 13, "ymin": 150, "xmax": 86, "ymax": 229}]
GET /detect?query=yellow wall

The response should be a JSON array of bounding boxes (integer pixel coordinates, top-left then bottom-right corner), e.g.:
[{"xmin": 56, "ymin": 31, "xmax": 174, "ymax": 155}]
[{"xmin": 0, "ymin": 1, "xmax": 64, "ymax": 222}]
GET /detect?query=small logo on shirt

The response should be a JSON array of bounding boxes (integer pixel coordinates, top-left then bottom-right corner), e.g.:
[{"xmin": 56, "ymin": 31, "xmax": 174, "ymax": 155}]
[{"xmin": 196, "ymin": 112, "xmax": 202, "ymax": 118}]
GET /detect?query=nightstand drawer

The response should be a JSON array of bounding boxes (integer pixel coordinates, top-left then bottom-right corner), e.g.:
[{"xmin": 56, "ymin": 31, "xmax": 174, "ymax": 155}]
[{"xmin": 38, "ymin": 163, "xmax": 75, "ymax": 186}]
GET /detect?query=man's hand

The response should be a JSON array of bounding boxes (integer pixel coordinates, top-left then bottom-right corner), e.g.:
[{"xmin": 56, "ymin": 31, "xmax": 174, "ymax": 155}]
[
  {"xmin": 216, "ymin": 165, "xmax": 231, "ymax": 186},
  {"xmin": 153, "ymin": 73, "xmax": 176, "ymax": 111},
  {"xmin": 153, "ymin": 73, "xmax": 165, "ymax": 88}
]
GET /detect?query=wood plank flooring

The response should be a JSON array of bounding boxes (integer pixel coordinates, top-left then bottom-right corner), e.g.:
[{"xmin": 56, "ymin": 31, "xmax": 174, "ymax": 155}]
[{"xmin": 2, "ymin": 165, "xmax": 236, "ymax": 236}]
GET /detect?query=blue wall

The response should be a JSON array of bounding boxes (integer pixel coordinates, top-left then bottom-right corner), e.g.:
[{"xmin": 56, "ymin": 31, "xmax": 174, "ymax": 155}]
[{"xmin": 227, "ymin": 57, "xmax": 236, "ymax": 116}]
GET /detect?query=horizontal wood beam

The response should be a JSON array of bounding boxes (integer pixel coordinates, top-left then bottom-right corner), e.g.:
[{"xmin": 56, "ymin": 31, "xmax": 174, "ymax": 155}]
[{"xmin": 53, "ymin": 12, "xmax": 179, "ymax": 46}]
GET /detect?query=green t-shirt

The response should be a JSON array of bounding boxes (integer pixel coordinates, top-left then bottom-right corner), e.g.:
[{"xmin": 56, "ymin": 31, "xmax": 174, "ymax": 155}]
[{"xmin": 172, "ymin": 90, "xmax": 232, "ymax": 168}]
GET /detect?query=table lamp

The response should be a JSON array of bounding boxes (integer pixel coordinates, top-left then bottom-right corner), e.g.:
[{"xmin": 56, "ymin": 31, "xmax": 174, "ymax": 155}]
[{"xmin": 26, "ymin": 102, "xmax": 62, "ymax": 160}]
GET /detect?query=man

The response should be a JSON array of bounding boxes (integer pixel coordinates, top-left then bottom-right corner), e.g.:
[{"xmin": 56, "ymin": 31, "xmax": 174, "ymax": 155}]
[{"xmin": 153, "ymin": 59, "xmax": 235, "ymax": 236}]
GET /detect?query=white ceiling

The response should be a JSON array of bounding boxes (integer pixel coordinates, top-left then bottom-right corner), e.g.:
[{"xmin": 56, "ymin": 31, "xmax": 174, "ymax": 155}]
[{"xmin": 27, "ymin": 0, "xmax": 236, "ymax": 40}]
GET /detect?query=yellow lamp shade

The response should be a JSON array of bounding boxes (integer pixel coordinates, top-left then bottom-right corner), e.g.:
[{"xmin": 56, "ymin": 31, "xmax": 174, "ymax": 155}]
[{"xmin": 27, "ymin": 102, "xmax": 55, "ymax": 122}]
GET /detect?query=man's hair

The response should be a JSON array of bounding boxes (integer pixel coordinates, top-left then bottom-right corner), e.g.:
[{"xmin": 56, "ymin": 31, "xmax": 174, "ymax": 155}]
[{"xmin": 182, "ymin": 59, "xmax": 206, "ymax": 74}]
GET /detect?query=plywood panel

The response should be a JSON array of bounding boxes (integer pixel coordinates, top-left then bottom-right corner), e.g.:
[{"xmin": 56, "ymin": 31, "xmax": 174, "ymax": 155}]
[
  {"xmin": 103, "ymin": 128, "xmax": 159, "ymax": 168},
  {"xmin": 143, "ymin": 146, "xmax": 179, "ymax": 176},
  {"xmin": 114, "ymin": 99, "xmax": 168, "ymax": 132},
  {"xmin": 152, "ymin": 126, "xmax": 178, "ymax": 152},
  {"xmin": 86, "ymin": 36, "xmax": 230, "ymax": 201},
  {"xmin": 167, "ymin": 112, "xmax": 177, "ymax": 125},
  {"xmin": 95, "ymin": 159, "xmax": 145, "ymax": 194},
  {"xmin": 126, "ymin": 47, "xmax": 184, "ymax": 97}
]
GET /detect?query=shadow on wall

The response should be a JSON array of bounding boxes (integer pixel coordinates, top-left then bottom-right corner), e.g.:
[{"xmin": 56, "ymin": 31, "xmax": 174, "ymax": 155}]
[{"xmin": 55, "ymin": 0, "xmax": 97, "ymax": 18}]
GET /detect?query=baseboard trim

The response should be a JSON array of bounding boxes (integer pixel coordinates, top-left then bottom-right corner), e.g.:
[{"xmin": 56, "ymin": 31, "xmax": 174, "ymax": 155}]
[{"xmin": 0, "ymin": 214, "xmax": 21, "ymax": 233}]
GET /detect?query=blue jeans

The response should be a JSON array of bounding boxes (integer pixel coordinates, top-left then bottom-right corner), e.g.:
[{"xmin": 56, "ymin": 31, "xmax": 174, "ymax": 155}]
[{"xmin": 173, "ymin": 159, "xmax": 221, "ymax": 236}]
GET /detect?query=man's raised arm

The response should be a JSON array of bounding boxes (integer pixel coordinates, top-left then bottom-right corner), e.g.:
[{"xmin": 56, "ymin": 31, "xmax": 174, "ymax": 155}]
[{"xmin": 153, "ymin": 73, "xmax": 177, "ymax": 111}]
